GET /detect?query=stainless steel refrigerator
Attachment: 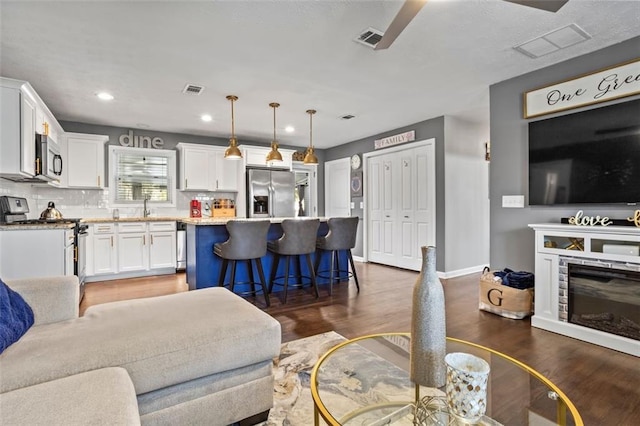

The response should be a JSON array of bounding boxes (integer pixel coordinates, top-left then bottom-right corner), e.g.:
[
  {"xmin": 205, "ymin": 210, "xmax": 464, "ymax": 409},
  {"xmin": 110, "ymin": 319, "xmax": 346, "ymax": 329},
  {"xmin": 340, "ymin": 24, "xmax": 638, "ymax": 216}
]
[{"xmin": 247, "ymin": 168, "xmax": 296, "ymax": 218}]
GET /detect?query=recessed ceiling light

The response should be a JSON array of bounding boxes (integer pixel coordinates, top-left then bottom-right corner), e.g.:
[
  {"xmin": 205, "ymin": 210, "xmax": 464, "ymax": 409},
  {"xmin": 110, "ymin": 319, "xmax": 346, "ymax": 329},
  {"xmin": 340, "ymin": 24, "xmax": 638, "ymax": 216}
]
[
  {"xmin": 136, "ymin": 123, "xmax": 150, "ymax": 129},
  {"xmin": 284, "ymin": 125, "xmax": 295, "ymax": 133},
  {"xmin": 96, "ymin": 92, "xmax": 114, "ymax": 101},
  {"xmin": 201, "ymin": 114, "xmax": 212, "ymax": 122}
]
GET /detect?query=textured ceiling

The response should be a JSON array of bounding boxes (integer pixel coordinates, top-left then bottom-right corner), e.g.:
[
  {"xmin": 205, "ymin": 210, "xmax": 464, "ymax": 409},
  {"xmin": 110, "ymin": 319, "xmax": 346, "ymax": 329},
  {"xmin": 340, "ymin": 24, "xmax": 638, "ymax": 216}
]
[{"xmin": 1, "ymin": 0, "xmax": 639, "ymax": 149}]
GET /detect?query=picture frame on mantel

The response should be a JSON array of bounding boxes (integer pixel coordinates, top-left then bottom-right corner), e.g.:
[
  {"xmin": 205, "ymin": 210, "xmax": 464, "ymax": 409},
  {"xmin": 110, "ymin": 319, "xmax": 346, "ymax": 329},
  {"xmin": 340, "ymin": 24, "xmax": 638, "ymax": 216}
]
[{"xmin": 523, "ymin": 58, "xmax": 640, "ymax": 119}]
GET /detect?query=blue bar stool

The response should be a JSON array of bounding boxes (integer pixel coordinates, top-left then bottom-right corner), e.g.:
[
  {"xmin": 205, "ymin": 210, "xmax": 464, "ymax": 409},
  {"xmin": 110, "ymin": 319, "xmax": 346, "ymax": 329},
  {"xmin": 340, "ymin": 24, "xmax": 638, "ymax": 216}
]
[
  {"xmin": 214, "ymin": 219, "xmax": 271, "ymax": 307},
  {"xmin": 267, "ymin": 218, "xmax": 320, "ymax": 304},
  {"xmin": 314, "ymin": 216, "xmax": 360, "ymax": 295}
]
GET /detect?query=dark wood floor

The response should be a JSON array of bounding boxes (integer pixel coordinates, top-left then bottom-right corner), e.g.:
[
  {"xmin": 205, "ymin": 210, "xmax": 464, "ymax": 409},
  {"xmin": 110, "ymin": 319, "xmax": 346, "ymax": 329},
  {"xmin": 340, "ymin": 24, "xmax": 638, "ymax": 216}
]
[{"xmin": 81, "ymin": 263, "xmax": 639, "ymax": 425}]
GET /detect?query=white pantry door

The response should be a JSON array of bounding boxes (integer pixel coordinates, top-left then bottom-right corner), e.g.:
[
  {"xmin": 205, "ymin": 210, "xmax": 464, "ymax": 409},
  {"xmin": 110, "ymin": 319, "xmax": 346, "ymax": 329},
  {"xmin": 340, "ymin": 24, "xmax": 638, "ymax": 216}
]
[
  {"xmin": 366, "ymin": 139, "xmax": 436, "ymax": 271},
  {"xmin": 324, "ymin": 158, "xmax": 351, "ymax": 218}
]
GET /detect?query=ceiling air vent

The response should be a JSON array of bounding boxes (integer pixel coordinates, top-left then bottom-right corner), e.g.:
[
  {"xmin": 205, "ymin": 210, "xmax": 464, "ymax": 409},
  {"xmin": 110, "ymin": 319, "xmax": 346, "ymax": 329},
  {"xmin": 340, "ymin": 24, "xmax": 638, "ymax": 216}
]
[
  {"xmin": 514, "ymin": 24, "xmax": 591, "ymax": 58},
  {"xmin": 182, "ymin": 83, "xmax": 205, "ymax": 95},
  {"xmin": 354, "ymin": 27, "xmax": 384, "ymax": 48}
]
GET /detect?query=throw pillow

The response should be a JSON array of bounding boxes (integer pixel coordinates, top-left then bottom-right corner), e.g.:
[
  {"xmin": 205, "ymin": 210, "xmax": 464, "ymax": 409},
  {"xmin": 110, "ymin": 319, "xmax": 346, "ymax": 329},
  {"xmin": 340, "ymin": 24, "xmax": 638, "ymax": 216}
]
[{"xmin": 0, "ymin": 278, "xmax": 35, "ymax": 354}]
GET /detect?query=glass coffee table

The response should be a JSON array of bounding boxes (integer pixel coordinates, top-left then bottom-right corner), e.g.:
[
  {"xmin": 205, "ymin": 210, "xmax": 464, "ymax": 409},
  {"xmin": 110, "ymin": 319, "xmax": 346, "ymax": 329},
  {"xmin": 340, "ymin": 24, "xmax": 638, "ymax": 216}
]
[{"xmin": 310, "ymin": 333, "xmax": 582, "ymax": 425}]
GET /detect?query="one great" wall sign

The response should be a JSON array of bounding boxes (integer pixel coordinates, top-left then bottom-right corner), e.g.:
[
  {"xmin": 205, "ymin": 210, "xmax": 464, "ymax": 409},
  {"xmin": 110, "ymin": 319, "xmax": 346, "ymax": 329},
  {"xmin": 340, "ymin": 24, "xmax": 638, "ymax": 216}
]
[{"xmin": 524, "ymin": 58, "xmax": 640, "ymax": 119}]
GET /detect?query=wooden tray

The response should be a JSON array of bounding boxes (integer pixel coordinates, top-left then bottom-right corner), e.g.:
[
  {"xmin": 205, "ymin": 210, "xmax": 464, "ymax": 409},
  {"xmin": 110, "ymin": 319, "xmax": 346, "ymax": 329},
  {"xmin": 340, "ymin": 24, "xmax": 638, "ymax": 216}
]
[{"xmin": 211, "ymin": 208, "xmax": 235, "ymax": 218}]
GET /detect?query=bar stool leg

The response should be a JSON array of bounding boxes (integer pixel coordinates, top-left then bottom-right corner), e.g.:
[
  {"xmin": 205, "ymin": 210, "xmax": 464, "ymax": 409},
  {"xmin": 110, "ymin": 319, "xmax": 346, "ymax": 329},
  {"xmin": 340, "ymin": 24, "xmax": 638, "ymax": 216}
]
[
  {"xmin": 348, "ymin": 249, "xmax": 360, "ymax": 292},
  {"xmin": 306, "ymin": 253, "xmax": 319, "ymax": 298},
  {"xmin": 334, "ymin": 250, "xmax": 341, "ymax": 282},
  {"xmin": 269, "ymin": 254, "xmax": 280, "ymax": 294},
  {"xmin": 296, "ymin": 255, "xmax": 303, "ymax": 285},
  {"xmin": 219, "ymin": 259, "xmax": 229, "ymax": 287},
  {"xmin": 247, "ymin": 259, "xmax": 256, "ymax": 296},
  {"xmin": 283, "ymin": 255, "xmax": 291, "ymax": 304},
  {"xmin": 229, "ymin": 260, "xmax": 237, "ymax": 293},
  {"xmin": 255, "ymin": 258, "xmax": 270, "ymax": 307},
  {"xmin": 314, "ymin": 250, "xmax": 321, "ymax": 280},
  {"xmin": 328, "ymin": 250, "xmax": 335, "ymax": 296}
]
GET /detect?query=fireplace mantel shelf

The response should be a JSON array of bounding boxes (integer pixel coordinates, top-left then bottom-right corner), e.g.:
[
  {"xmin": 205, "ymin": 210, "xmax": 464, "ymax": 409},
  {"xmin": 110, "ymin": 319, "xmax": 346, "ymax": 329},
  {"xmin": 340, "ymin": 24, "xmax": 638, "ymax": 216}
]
[
  {"xmin": 529, "ymin": 223, "xmax": 640, "ymax": 236},
  {"xmin": 529, "ymin": 223, "xmax": 640, "ymax": 357}
]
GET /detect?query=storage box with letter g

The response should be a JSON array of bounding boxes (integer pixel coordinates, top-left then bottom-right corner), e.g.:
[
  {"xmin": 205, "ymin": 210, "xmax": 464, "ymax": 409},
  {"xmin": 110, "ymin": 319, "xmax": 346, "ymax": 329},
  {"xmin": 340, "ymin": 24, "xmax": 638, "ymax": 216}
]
[{"xmin": 479, "ymin": 267, "xmax": 534, "ymax": 320}]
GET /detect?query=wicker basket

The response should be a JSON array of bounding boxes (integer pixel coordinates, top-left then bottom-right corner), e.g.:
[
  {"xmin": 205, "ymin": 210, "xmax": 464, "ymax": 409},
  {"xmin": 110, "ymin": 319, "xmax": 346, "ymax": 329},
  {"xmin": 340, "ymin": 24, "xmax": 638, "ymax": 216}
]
[{"xmin": 479, "ymin": 267, "xmax": 533, "ymax": 320}]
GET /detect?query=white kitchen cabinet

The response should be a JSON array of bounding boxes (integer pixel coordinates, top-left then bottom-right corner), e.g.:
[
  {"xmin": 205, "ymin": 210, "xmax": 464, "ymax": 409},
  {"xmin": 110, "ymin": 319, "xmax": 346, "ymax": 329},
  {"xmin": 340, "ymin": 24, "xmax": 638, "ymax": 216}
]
[
  {"xmin": 210, "ymin": 147, "xmax": 240, "ymax": 191},
  {"xmin": 21, "ymin": 94, "xmax": 37, "ymax": 177},
  {"xmin": 66, "ymin": 133, "xmax": 108, "ymax": 188},
  {"xmin": 242, "ymin": 145, "xmax": 294, "ymax": 169},
  {"xmin": 1, "ymin": 78, "xmax": 66, "ymax": 181},
  {"xmin": 117, "ymin": 222, "xmax": 148, "ymax": 272},
  {"xmin": 0, "ymin": 227, "xmax": 74, "ymax": 280},
  {"xmin": 149, "ymin": 222, "xmax": 177, "ymax": 269},
  {"xmin": 177, "ymin": 143, "xmax": 240, "ymax": 192},
  {"xmin": 86, "ymin": 221, "xmax": 176, "ymax": 280},
  {"xmin": 0, "ymin": 83, "xmax": 36, "ymax": 179},
  {"xmin": 90, "ymin": 223, "xmax": 117, "ymax": 275},
  {"xmin": 177, "ymin": 143, "xmax": 211, "ymax": 190}
]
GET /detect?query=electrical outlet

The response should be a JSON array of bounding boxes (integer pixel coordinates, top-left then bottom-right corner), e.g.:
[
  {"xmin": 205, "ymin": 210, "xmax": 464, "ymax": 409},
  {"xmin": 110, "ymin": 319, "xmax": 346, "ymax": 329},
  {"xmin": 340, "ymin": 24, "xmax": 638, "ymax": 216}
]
[{"xmin": 502, "ymin": 195, "xmax": 525, "ymax": 208}]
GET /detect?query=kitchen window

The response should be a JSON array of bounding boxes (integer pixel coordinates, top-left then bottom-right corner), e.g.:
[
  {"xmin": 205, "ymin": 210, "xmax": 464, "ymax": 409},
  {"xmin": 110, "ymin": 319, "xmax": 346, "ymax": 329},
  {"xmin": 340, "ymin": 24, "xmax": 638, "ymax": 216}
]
[{"xmin": 109, "ymin": 146, "xmax": 176, "ymax": 207}]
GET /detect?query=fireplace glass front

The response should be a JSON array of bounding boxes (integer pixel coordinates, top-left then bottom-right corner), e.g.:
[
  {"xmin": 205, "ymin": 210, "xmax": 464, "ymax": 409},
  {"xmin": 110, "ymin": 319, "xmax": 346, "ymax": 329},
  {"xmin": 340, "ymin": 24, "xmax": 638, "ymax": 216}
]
[{"xmin": 568, "ymin": 264, "xmax": 640, "ymax": 341}]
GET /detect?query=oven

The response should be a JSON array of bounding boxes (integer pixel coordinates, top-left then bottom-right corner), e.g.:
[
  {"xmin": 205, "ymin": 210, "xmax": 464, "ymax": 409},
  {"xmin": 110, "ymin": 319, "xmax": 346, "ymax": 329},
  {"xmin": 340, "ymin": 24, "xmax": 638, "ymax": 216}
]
[{"xmin": 75, "ymin": 223, "xmax": 88, "ymax": 298}]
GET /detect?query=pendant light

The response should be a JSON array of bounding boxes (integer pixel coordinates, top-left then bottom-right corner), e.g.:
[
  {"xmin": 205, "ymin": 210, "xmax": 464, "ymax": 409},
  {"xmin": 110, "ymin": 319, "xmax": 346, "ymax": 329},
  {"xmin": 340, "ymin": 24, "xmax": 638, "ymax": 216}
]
[
  {"xmin": 224, "ymin": 95, "xmax": 242, "ymax": 159},
  {"xmin": 265, "ymin": 102, "xmax": 283, "ymax": 163},
  {"xmin": 303, "ymin": 109, "xmax": 319, "ymax": 164}
]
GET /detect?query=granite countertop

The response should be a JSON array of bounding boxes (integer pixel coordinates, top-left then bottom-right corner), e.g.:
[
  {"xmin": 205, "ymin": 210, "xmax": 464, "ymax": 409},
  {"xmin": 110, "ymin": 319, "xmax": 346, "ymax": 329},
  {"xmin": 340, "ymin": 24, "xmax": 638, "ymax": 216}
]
[
  {"xmin": 180, "ymin": 217, "xmax": 329, "ymax": 225},
  {"xmin": 0, "ymin": 223, "xmax": 76, "ymax": 231},
  {"xmin": 1, "ymin": 217, "xmax": 328, "ymax": 229},
  {"xmin": 82, "ymin": 217, "xmax": 186, "ymax": 223}
]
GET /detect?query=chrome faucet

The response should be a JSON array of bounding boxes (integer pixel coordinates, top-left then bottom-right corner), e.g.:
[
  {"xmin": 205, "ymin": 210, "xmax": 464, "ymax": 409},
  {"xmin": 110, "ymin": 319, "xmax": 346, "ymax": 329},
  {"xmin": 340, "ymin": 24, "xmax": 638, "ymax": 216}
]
[{"xmin": 143, "ymin": 195, "xmax": 151, "ymax": 218}]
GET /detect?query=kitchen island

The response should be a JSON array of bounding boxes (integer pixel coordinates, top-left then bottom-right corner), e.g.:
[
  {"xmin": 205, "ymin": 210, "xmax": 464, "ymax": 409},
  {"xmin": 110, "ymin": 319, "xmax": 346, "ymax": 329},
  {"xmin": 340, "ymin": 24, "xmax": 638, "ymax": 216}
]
[{"xmin": 181, "ymin": 217, "xmax": 348, "ymax": 295}]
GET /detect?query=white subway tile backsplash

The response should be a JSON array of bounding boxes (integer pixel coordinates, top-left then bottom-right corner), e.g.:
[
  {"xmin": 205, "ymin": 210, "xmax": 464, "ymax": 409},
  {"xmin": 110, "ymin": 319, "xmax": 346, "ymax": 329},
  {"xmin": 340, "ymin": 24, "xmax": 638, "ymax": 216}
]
[{"xmin": 1, "ymin": 179, "xmax": 229, "ymax": 219}]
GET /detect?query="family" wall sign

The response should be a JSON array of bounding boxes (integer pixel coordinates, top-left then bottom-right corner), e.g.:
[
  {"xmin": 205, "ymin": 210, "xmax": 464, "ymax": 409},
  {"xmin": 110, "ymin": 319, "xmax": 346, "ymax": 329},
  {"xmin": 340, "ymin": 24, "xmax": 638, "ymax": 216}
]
[{"xmin": 524, "ymin": 58, "xmax": 640, "ymax": 118}]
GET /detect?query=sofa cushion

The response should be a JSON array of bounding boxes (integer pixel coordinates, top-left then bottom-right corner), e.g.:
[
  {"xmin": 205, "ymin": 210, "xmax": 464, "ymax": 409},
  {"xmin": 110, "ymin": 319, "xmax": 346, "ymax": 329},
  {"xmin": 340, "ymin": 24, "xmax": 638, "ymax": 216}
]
[
  {"xmin": 0, "ymin": 367, "xmax": 140, "ymax": 426},
  {"xmin": 0, "ymin": 287, "xmax": 281, "ymax": 394},
  {"xmin": 0, "ymin": 278, "xmax": 34, "ymax": 354}
]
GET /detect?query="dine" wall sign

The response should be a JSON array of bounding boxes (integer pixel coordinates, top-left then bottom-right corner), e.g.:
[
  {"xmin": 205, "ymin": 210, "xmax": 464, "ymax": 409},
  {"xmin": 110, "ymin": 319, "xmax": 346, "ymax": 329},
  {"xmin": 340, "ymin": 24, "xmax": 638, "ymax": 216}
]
[{"xmin": 118, "ymin": 130, "xmax": 164, "ymax": 149}]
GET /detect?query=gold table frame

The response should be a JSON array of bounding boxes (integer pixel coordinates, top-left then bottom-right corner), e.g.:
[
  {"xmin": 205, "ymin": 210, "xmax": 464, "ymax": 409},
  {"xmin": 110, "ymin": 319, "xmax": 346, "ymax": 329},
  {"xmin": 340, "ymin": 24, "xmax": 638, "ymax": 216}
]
[{"xmin": 310, "ymin": 333, "xmax": 583, "ymax": 426}]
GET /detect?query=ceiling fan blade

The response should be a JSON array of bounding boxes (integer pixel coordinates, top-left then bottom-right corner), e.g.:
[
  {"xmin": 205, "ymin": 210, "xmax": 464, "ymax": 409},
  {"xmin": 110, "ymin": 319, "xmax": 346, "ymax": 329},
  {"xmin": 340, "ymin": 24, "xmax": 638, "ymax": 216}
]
[
  {"xmin": 374, "ymin": 0, "xmax": 428, "ymax": 51},
  {"xmin": 503, "ymin": 0, "xmax": 569, "ymax": 13}
]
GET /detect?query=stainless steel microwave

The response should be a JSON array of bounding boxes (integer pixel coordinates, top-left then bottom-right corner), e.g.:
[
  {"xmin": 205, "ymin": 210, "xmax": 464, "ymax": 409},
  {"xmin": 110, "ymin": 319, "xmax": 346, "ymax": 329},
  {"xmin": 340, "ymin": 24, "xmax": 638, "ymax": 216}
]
[{"xmin": 35, "ymin": 134, "xmax": 62, "ymax": 183}]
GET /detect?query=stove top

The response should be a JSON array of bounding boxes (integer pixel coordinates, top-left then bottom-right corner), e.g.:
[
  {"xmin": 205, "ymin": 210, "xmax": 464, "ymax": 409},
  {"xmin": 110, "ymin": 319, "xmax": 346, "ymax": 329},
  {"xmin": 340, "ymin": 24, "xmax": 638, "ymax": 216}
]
[
  {"xmin": 2, "ymin": 218, "xmax": 83, "ymax": 225},
  {"xmin": 11, "ymin": 218, "xmax": 81, "ymax": 224}
]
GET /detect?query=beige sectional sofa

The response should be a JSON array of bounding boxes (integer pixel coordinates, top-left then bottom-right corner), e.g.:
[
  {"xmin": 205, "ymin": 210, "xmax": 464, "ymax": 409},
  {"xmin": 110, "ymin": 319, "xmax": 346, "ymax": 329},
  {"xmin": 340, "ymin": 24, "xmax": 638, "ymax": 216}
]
[{"xmin": 0, "ymin": 276, "xmax": 281, "ymax": 425}]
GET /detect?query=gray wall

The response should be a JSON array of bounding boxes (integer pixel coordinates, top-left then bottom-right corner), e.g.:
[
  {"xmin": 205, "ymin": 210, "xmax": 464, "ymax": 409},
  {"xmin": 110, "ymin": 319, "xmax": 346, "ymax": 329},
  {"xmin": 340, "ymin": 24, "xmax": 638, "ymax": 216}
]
[
  {"xmin": 489, "ymin": 36, "xmax": 640, "ymax": 271},
  {"xmin": 326, "ymin": 117, "xmax": 447, "ymax": 268},
  {"xmin": 444, "ymin": 116, "xmax": 490, "ymax": 272}
]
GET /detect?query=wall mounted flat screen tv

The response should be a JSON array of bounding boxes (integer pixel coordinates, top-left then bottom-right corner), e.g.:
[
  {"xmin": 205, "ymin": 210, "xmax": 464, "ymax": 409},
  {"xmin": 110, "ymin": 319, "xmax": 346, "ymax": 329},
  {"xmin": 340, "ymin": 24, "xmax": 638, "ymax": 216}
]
[{"xmin": 528, "ymin": 98, "xmax": 640, "ymax": 205}]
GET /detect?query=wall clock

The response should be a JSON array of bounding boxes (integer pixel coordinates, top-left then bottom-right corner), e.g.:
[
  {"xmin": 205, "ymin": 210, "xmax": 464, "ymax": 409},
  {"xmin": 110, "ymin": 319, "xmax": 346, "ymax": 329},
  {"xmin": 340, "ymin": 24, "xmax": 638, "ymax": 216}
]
[{"xmin": 351, "ymin": 153, "xmax": 361, "ymax": 170}]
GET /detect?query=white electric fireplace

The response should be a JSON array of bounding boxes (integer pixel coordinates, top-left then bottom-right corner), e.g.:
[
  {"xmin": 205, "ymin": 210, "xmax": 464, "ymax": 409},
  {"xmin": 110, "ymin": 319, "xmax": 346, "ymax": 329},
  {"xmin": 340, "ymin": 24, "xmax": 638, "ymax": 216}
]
[{"xmin": 529, "ymin": 223, "xmax": 640, "ymax": 357}]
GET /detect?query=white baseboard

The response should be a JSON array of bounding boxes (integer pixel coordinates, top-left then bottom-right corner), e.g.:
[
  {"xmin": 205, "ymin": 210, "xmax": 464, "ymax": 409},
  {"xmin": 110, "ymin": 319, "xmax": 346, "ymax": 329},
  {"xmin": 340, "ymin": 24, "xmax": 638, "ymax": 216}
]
[
  {"xmin": 438, "ymin": 264, "xmax": 486, "ymax": 279},
  {"xmin": 352, "ymin": 255, "xmax": 364, "ymax": 262},
  {"xmin": 85, "ymin": 268, "xmax": 176, "ymax": 283}
]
